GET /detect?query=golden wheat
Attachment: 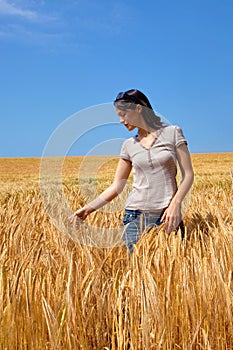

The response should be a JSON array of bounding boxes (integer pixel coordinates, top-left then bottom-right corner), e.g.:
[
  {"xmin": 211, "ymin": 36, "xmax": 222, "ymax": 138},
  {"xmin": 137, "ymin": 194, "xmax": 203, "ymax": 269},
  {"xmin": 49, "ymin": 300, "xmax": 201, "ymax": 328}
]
[{"xmin": 0, "ymin": 153, "xmax": 233, "ymax": 349}]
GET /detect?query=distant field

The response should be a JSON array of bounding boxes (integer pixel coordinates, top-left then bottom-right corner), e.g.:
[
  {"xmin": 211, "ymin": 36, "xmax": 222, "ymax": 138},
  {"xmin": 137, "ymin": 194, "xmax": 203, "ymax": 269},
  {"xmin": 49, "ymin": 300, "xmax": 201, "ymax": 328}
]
[
  {"xmin": 0, "ymin": 153, "xmax": 233, "ymax": 349},
  {"xmin": 1, "ymin": 152, "xmax": 232, "ymax": 179}
]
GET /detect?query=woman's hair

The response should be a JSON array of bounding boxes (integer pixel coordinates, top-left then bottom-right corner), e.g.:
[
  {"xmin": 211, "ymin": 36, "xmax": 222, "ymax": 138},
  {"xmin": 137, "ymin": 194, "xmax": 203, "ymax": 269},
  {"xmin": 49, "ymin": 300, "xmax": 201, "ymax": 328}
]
[{"xmin": 113, "ymin": 89, "xmax": 164, "ymax": 130}]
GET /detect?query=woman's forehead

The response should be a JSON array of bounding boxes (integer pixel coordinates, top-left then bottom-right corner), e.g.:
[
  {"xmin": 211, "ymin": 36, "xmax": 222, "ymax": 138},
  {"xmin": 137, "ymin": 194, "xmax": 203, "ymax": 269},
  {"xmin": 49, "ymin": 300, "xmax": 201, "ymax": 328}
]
[{"xmin": 115, "ymin": 107, "xmax": 126, "ymax": 115}]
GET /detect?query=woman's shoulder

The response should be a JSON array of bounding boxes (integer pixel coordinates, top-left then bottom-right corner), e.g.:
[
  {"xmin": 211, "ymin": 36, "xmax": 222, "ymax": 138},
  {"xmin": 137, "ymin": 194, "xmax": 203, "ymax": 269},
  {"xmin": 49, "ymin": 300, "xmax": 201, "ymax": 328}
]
[
  {"xmin": 120, "ymin": 136, "xmax": 138, "ymax": 160},
  {"xmin": 162, "ymin": 124, "xmax": 183, "ymax": 132},
  {"xmin": 121, "ymin": 135, "xmax": 138, "ymax": 146},
  {"xmin": 161, "ymin": 125, "xmax": 187, "ymax": 146}
]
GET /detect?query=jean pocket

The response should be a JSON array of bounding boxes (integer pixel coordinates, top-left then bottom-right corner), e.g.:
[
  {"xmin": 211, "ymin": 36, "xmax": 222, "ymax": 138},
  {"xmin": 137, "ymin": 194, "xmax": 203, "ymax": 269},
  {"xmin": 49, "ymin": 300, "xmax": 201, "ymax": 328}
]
[
  {"xmin": 155, "ymin": 219, "xmax": 164, "ymax": 226},
  {"xmin": 122, "ymin": 210, "xmax": 140, "ymax": 225},
  {"xmin": 122, "ymin": 213, "xmax": 132, "ymax": 225}
]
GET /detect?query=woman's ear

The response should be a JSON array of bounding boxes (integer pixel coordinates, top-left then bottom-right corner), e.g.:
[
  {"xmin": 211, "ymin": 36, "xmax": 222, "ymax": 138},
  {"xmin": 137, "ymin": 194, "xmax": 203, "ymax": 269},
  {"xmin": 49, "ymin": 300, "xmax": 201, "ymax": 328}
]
[{"xmin": 136, "ymin": 104, "xmax": 142, "ymax": 113}]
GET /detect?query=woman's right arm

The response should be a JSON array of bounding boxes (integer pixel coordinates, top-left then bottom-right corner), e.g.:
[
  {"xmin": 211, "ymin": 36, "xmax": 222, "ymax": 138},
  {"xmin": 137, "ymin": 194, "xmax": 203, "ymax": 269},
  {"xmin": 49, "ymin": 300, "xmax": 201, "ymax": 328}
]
[{"xmin": 68, "ymin": 158, "xmax": 132, "ymax": 222}]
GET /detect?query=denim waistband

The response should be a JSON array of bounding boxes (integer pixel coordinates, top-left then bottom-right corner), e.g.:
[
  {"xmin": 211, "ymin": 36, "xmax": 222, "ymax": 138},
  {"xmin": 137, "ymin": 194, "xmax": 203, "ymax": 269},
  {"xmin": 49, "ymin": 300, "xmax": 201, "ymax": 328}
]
[{"xmin": 124, "ymin": 208, "xmax": 165, "ymax": 215}]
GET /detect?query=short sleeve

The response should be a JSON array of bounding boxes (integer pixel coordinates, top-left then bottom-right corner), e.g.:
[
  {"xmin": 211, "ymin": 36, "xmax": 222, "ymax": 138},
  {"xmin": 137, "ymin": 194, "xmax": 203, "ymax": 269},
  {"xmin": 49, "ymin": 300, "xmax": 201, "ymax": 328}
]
[
  {"xmin": 174, "ymin": 126, "xmax": 187, "ymax": 148},
  {"xmin": 120, "ymin": 140, "xmax": 131, "ymax": 161}
]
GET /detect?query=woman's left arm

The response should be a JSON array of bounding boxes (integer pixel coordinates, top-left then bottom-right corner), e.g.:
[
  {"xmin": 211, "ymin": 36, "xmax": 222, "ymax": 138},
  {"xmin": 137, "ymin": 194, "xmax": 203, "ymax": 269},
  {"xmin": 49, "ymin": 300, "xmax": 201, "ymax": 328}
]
[{"xmin": 161, "ymin": 143, "xmax": 194, "ymax": 233}]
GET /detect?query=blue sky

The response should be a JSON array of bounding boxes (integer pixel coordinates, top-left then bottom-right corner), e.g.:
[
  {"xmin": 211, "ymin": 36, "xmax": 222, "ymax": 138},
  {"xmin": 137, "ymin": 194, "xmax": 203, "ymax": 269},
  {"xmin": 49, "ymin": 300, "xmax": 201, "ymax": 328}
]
[{"xmin": 0, "ymin": 0, "xmax": 232, "ymax": 157}]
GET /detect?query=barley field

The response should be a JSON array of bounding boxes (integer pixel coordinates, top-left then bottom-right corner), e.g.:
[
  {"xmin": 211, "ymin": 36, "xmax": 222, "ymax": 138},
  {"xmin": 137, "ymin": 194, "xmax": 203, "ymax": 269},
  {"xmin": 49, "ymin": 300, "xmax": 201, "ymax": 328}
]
[{"xmin": 0, "ymin": 153, "xmax": 233, "ymax": 349}]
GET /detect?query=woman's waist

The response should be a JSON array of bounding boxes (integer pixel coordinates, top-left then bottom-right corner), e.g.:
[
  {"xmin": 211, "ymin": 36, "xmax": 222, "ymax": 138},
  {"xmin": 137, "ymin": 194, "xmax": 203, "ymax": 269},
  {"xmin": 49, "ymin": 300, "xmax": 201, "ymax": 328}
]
[{"xmin": 124, "ymin": 208, "xmax": 166, "ymax": 214}]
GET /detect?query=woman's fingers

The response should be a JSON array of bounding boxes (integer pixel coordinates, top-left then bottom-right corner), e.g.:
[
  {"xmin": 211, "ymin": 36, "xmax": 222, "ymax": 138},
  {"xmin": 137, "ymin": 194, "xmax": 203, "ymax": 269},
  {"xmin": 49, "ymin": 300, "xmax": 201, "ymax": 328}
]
[
  {"xmin": 68, "ymin": 210, "xmax": 82, "ymax": 223},
  {"xmin": 68, "ymin": 208, "xmax": 88, "ymax": 223},
  {"xmin": 162, "ymin": 212, "xmax": 180, "ymax": 233},
  {"xmin": 167, "ymin": 217, "xmax": 180, "ymax": 233},
  {"xmin": 68, "ymin": 213, "xmax": 76, "ymax": 223},
  {"xmin": 161, "ymin": 210, "xmax": 167, "ymax": 222}
]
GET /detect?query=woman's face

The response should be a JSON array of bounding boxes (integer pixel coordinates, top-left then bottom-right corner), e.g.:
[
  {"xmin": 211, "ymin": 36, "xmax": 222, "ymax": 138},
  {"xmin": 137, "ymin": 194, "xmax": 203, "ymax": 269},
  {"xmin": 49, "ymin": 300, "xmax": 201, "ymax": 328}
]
[{"xmin": 115, "ymin": 105, "xmax": 144, "ymax": 131}]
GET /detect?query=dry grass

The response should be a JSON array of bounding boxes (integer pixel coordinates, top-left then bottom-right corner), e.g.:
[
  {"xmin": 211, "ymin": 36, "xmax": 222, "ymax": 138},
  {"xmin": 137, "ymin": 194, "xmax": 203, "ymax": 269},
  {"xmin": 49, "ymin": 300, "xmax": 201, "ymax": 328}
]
[{"xmin": 0, "ymin": 153, "xmax": 233, "ymax": 349}]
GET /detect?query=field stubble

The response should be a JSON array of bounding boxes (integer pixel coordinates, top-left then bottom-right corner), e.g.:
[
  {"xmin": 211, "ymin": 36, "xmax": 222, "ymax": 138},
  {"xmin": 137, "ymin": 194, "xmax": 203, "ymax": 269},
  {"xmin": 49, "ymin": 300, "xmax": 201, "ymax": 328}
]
[{"xmin": 0, "ymin": 153, "xmax": 233, "ymax": 349}]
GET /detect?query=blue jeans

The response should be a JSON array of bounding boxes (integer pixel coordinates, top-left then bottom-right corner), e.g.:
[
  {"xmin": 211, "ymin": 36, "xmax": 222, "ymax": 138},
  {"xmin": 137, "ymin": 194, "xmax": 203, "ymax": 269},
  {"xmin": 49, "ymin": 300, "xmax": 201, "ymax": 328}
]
[{"xmin": 122, "ymin": 209, "xmax": 165, "ymax": 253}]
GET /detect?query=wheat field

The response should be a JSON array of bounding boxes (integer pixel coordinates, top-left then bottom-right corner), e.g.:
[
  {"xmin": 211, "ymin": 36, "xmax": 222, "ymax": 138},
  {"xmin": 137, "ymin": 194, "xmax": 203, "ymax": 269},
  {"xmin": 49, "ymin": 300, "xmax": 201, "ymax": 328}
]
[{"xmin": 0, "ymin": 153, "xmax": 233, "ymax": 349}]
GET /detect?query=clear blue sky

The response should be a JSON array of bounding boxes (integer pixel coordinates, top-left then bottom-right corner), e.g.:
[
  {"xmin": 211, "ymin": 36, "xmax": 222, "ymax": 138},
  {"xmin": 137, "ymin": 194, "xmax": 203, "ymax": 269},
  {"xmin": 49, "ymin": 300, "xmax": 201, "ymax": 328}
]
[{"xmin": 0, "ymin": 0, "xmax": 232, "ymax": 157}]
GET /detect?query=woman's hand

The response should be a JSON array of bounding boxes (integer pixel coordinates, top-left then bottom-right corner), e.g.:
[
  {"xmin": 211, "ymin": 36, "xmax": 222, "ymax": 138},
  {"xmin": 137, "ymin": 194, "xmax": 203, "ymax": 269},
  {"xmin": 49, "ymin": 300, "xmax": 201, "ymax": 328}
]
[
  {"xmin": 161, "ymin": 201, "xmax": 181, "ymax": 233},
  {"xmin": 68, "ymin": 206, "xmax": 92, "ymax": 223}
]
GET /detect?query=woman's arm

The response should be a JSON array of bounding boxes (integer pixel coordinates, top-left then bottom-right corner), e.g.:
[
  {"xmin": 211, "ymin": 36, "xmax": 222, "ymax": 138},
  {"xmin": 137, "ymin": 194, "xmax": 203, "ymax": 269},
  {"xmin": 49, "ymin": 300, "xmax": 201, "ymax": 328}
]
[
  {"xmin": 161, "ymin": 143, "xmax": 194, "ymax": 233},
  {"xmin": 69, "ymin": 158, "xmax": 132, "ymax": 222}
]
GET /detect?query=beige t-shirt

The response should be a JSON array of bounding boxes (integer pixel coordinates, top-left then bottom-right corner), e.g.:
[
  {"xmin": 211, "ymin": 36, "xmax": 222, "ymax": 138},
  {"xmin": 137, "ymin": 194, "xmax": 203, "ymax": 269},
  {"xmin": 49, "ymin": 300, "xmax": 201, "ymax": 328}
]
[{"xmin": 120, "ymin": 125, "xmax": 187, "ymax": 210}]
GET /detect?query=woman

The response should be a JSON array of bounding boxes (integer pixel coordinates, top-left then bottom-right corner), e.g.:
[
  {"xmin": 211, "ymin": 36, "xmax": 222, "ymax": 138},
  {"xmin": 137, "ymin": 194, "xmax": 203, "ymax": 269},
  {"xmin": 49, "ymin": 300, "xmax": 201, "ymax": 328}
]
[{"xmin": 69, "ymin": 89, "xmax": 194, "ymax": 253}]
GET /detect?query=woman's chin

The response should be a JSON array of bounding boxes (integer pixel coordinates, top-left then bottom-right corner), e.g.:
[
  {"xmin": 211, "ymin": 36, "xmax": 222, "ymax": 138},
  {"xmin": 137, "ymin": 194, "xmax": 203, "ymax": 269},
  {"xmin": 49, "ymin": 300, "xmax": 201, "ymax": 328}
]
[{"xmin": 125, "ymin": 125, "xmax": 136, "ymax": 131}]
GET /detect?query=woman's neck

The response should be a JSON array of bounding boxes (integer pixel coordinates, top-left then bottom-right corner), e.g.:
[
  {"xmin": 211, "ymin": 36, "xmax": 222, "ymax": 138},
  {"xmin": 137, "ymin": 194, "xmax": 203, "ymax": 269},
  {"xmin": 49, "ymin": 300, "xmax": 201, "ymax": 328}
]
[
  {"xmin": 138, "ymin": 125, "xmax": 159, "ymax": 137},
  {"xmin": 138, "ymin": 128, "xmax": 150, "ymax": 137}
]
